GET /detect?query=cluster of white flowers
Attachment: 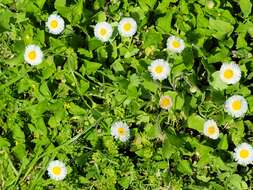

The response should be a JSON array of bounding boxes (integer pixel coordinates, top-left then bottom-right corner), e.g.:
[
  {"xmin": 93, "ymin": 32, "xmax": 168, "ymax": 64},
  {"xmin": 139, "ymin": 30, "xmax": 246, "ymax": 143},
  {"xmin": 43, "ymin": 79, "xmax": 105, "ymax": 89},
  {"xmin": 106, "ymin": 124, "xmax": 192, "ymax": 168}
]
[
  {"xmin": 94, "ymin": 17, "xmax": 137, "ymax": 42},
  {"xmin": 207, "ymin": 61, "xmax": 250, "ymax": 165},
  {"xmin": 23, "ymin": 11, "xmax": 252, "ymax": 173},
  {"xmin": 24, "ymin": 13, "xmax": 65, "ymax": 66}
]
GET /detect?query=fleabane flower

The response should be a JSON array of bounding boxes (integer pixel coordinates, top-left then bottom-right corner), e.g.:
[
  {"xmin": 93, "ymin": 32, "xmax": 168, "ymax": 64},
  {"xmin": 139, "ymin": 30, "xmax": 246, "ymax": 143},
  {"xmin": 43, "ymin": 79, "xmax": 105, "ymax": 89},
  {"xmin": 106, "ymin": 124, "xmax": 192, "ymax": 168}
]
[
  {"xmin": 46, "ymin": 14, "xmax": 65, "ymax": 35},
  {"xmin": 148, "ymin": 59, "xmax": 170, "ymax": 81},
  {"xmin": 203, "ymin": 119, "xmax": 219, "ymax": 139},
  {"xmin": 225, "ymin": 95, "xmax": 248, "ymax": 118},
  {"xmin": 159, "ymin": 95, "xmax": 173, "ymax": 110},
  {"xmin": 167, "ymin": 36, "xmax": 185, "ymax": 53},
  {"xmin": 94, "ymin": 22, "xmax": 113, "ymax": 42},
  {"xmin": 111, "ymin": 121, "xmax": 130, "ymax": 142},
  {"xmin": 233, "ymin": 143, "xmax": 253, "ymax": 166},
  {"xmin": 118, "ymin": 17, "xmax": 137, "ymax": 37},
  {"xmin": 24, "ymin": 45, "xmax": 43, "ymax": 65},
  {"xmin": 219, "ymin": 62, "xmax": 241, "ymax": 84},
  {"xmin": 47, "ymin": 160, "xmax": 67, "ymax": 181}
]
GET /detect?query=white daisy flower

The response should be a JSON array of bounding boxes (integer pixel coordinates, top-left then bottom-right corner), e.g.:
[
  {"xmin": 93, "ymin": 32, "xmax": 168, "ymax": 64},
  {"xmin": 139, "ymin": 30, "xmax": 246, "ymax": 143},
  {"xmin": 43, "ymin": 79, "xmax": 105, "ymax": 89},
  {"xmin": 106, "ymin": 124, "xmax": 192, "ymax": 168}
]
[
  {"xmin": 24, "ymin": 44, "xmax": 43, "ymax": 65},
  {"xmin": 203, "ymin": 119, "xmax": 219, "ymax": 139},
  {"xmin": 219, "ymin": 62, "xmax": 241, "ymax": 84},
  {"xmin": 233, "ymin": 143, "xmax": 253, "ymax": 166},
  {"xmin": 159, "ymin": 95, "xmax": 173, "ymax": 110},
  {"xmin": 46, "ymin": 14, "xmax": 65, "ymax": 35},
  {"xmin": 167, "ymin": 36, "xmax": 185, "ymax": 53},
  {"xmin": 94, "ymin": 22, "xmax": 113, "ymax": 42},
  {"xmin": 148, "ymin": 59, "xmax": 170, "ymax": 81},
  {"xmin": 118, "ymin": 17, "xmax": 137, "ymax": 37},
  {"xmin": 47, "ymin": 160, "xmax": 67, "ymax": 181},
  {"xmin": 225, "ymin": 95, "xmax": 248, "ymax": 118},
  {"xmin": 111, "ymin": 121, "xmax": 130, "ymax": 142}
]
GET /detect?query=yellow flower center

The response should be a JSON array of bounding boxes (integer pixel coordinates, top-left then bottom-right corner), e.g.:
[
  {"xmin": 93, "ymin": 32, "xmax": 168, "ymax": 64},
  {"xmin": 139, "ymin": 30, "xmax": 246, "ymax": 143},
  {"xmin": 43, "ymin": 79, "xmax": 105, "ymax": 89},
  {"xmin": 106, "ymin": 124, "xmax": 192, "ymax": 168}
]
[
  {"xmin": 117, "ymin": 127, "xmax": 126, "ymax": 136},
  {"xmin": 224, "ymin": 69, "xmax": 234, "ymax": 79},
  {"xmin": 232, "ymin": 100, "xmax": 241, "ymax": 111},
  {"xmin": 239, "ymin": 149, "xmax": 249, "ymax": 159},
  {"xmin": 28, "ymin": 51, "xmax": 36, "ymax": 60},
  {"xmin": 123, "ymin": 22, "xmax": 132, "ymax": 32},
  {"xmin": 172, "ymin": 40, "xmax": 180, "ymax": 48},
  {"xmin": 160, "ymin": 97, "xmax": 171, "ymax": 108},
  {"xmin": 52, "ymin": 166, "xmax": 62, "ymax": 175},
  {"xmin": 207, "ymin": 126, "xmax": 216, "ymax": 135},
  {"xmin": 154, "ymin": 65, "xmax": 164, "ymax": 74},
  {"xmin": 99, "ymin": 28, "xmax": 107, "ymax": 36},
  {"xmin": 50, "ymin": 20, "xmax": 58, "ymax": 29}
]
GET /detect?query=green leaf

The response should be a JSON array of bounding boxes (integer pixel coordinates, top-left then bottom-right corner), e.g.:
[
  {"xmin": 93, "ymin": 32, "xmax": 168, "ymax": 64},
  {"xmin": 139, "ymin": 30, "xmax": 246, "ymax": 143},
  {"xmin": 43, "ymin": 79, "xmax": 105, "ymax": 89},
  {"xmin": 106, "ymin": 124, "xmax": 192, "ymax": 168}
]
[
  {"xmin": 209, "ymin": 18, "xmax": 234, "ymax": 40},
  {"xmin": 39, "ymin": 81, "xmax": 51, "ymax": 98},
  {"xmin": 207, "ymin": 48, "xmax": 230, "ymax": 63},
  {"xmin": 17, "ymin": 78, "xmax": 33, "ymax": 93},
  {"xmin": 79, "ymin": 80, "xmax": 90, "ymax": 95},
  {"xmin": 247, "ymin": 96, "xmax": 253, "ymax": 113},
  {"xmin": 142, "ymin": 80, "xmax": 159, "ymax": 93},
  {"xmin": 111, "ymin": 60, "xmax": 124, "ymax": 72},
  {"xmin": 83, "ymin": 60, "xmax": 102, "ymax": 75},
  {"xmin": 119, "ymin": 177, "xmax": 131, "ymax": 189},
  {"xmin": 49, "ymin": 37, "xmax": 67, "ymax": 53},
  {"xmin": 88, "ymin": 38, "xmax": 103, "ymax": 51},
  {"xmin": 13, "ymin": 144, "xmax": 27, "ymax": 162},
  {"xmin": 209, "ymin": 71, "xmax": 228, "ymax": 90},
  {"xmin": 144, "ymin": 124, "xmax": 161, "ymax": 139},
  {"xmin": 41, "ymin": 56, "xmax": 56, "ymax": 79},
  {"xmin": 138, "ymin": 0, "xmax": 156, "ymax": 11},
  {"xmin": 135, "ymin": 147, "xmax": 153, "ymax": 159},
  {"xmin": 187, "ymin": 114, "xmax": 205, "ymax": 132},
  {"xmin": 177, "ymin": 160, "xmax": 192, "ymax": 175},
  {"xmin": 156, "ymin": 12, "xmax": 173, "ymax": 34},
  {"xmin": 142, "ymin": 30, "xmax": 163, "ymax": 48},
  {"xmin": 225, "ymin": 174, "xmax": 248, "ymax": 190},
  {"xmin": 0, "ymin": 10, "xmax": 12, "ymax": 32},
  {"xmin": 97, "ymin": 46, "xmax": 108, "ymax": 62},
  {"xmin": 229, "ymin": 120, "xmax": 244, "ymax": 145},
  {"xmin": 127, "ymin": 83, "xmax": 138, "ymax": 98},
  {"xmin": 35, "ymin": 0, "xmax": 46, "ymax": 9},
  {"xmin": 54, "ymin": 0, "xmax": 83, "ymax": 25},
  {"xmin": 182, "ymin": 47, "xmax": 194, "ymax": 69},
  {"xmin": 68, "ymin": 102, "xmax": 86, "ymax": 115},
  {"xmin": 217, "ymin": 134, "xmax": 228, "ymax": 150},
  {"xmin": 239, "ymin": 0, "xmax": 252, "ymax": 18}
]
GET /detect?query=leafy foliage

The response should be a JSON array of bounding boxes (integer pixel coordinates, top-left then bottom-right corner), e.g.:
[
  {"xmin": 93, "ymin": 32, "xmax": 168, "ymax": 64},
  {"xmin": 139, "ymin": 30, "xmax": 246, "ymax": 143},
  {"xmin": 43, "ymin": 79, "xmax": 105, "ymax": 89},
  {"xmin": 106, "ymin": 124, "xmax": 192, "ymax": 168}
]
[{"xmin": 1, "ymin": 0, "xmax": 253, "ymax": 189}]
